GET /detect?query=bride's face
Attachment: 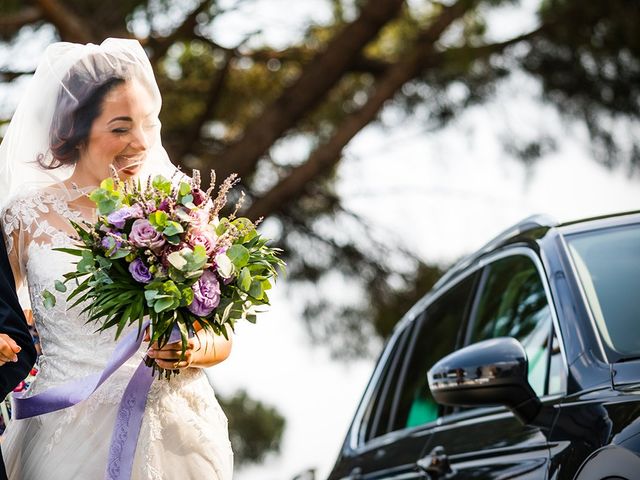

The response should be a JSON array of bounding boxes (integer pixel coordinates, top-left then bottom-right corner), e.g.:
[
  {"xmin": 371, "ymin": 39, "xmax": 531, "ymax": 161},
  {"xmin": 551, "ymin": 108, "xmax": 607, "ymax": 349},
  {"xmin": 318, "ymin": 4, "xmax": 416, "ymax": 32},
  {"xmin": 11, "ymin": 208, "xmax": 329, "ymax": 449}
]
[{"xmin": 80, "ymin": 80, "xmax": 159, "ymax": 181}]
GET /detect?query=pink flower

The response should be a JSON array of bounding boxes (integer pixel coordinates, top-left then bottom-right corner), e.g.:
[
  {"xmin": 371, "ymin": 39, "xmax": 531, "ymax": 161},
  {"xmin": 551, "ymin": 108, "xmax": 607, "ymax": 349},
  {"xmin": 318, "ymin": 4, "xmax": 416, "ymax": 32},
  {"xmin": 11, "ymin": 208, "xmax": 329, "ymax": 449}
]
[
  {"xmin": 187, "ymin": 225, "xmax": 217, "ymax": 256},
  {"xmin": 129, "ymin": 219, "xmax": 166, "ymax": 251}
]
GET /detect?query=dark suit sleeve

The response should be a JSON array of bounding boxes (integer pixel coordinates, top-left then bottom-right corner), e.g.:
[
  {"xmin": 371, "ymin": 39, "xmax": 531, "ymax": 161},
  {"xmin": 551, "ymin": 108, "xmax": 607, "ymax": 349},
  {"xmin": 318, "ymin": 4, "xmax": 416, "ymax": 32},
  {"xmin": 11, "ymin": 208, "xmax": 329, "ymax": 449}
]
[{"xmin": 0, "ymin": 233, "xmax": 36, "ymax": 399}]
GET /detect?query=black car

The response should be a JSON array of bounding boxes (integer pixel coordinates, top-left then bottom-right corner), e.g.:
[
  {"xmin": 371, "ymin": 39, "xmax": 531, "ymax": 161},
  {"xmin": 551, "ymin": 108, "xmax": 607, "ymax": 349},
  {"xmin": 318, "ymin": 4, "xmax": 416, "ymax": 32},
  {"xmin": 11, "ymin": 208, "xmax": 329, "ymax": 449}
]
[{"xmin": 327, "ymin": 211, "xmax": 640, "ymax": 480}]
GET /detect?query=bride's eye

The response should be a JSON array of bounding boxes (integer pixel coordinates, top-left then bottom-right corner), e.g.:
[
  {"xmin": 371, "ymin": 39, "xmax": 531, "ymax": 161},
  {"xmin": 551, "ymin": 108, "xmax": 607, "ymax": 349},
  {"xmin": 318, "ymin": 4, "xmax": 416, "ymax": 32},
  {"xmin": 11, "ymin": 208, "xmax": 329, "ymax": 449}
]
[{"xmin": 112, "ymin": 128, "xmax": 129, "ymax": 134}]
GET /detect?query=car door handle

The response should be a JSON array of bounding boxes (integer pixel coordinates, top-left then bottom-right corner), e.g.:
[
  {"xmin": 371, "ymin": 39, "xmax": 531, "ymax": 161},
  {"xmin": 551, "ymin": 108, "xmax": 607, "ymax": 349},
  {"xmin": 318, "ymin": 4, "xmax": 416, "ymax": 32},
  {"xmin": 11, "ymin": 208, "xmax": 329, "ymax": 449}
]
[{"xmin": 416, "ymin": 445, "xmax": 453, "ymax": 479}]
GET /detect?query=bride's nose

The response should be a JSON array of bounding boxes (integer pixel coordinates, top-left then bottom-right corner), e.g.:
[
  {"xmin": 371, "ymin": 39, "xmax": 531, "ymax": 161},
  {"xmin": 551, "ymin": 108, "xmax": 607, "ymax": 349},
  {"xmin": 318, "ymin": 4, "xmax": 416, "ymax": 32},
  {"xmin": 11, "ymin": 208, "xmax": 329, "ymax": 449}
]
[{"xmin": 130, "ymin": 125, "xmax": 150, "ymax": 151}]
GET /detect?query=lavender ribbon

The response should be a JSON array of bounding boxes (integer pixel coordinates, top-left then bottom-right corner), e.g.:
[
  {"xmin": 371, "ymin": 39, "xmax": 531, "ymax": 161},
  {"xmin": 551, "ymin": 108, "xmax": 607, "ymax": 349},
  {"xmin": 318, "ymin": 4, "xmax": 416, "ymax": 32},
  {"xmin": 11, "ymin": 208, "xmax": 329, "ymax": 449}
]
[{"xmin": 12, "ymin": 321, "xmax": 182, "ymax": 480}]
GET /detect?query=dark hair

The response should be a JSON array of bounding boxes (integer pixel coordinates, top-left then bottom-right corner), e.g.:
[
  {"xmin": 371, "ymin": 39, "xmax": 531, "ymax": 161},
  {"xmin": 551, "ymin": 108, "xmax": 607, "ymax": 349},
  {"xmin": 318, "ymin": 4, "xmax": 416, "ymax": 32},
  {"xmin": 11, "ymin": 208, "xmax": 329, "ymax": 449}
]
[{"xmin": 39, "ymin": 71, "xmax": 126, "ymax": 170}]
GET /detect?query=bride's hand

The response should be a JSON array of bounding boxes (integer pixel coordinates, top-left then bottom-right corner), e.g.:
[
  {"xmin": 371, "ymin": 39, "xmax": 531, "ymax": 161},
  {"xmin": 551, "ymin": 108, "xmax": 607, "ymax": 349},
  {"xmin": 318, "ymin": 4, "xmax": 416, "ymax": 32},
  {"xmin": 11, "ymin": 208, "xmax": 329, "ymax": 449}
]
[
  {"xmin": 146, "ymin": 327, "xmax": 232, "ymax": 369},
  {"xmin": 146, "ymin": 337, "xmax": 200, "ymax": 370}
]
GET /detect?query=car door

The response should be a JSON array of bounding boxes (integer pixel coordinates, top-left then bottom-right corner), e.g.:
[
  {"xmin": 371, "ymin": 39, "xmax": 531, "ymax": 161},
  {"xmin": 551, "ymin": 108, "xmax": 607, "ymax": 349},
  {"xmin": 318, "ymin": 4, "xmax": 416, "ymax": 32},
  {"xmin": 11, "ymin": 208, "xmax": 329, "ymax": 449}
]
[
  {"xmin": 338, "ymin": 272, "xmax": 479, "ymax": 480},
  {"xmin": 421, "ymin": 249, "xmax": 567, "ymax": 480}
]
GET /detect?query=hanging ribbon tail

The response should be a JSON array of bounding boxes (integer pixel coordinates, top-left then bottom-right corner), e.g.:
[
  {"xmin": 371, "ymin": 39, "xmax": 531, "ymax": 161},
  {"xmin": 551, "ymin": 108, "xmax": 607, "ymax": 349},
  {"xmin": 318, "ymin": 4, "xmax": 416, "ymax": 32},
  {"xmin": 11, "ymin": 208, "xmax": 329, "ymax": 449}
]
[
  {"xmin": 105, "ymin": 324, "xmax": 183, "ymax": 480},
  {"xmin": 12, "ymin": 320, "xmax": 151, "ymax": 419}
]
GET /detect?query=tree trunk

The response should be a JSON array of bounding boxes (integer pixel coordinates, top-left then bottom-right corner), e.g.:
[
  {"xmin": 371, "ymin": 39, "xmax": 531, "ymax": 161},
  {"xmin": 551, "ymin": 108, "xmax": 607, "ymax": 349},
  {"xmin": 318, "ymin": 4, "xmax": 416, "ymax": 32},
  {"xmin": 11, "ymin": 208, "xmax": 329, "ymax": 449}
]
[{"xmin": 37, "ymin": 0, "xmax": 95, "ymax": 43}]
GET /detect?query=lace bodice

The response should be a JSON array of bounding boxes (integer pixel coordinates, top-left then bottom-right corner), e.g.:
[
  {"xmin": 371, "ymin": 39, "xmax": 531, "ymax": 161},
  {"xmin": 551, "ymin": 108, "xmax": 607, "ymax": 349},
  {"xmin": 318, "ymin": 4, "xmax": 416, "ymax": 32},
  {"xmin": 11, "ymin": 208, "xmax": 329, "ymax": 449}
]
[{"xmin": 1, "ymin": 187, "xmax": 147, "ymax": 395}]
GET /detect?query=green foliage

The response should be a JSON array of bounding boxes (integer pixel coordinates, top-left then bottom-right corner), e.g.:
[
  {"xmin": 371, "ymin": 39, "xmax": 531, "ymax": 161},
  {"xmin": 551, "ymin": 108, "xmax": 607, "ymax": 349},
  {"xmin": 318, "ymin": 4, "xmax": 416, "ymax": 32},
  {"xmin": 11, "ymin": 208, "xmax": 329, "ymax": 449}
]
[{"xmin": 218, "ymin": 389, "xmax": 286, "ymax": 467}]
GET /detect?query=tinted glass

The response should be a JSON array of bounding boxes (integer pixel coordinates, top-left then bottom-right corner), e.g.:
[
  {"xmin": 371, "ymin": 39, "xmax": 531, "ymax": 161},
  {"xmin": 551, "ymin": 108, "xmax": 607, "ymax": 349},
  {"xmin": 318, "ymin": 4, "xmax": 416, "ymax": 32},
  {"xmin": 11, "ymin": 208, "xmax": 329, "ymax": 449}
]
[
  {"xmin": 566, "ymin": 224, "xmax": 640, "ymax": 355},
  {"xmin": 361, "ymin": 325, "xmax": 413, "ymax": 442},
  {"xmin": 470, "ymin": 254, "xmax": 553, "ymax": 396},
  {"xmin": 389, "ymin": 273, "xmax": 477, "ymax": 431}
]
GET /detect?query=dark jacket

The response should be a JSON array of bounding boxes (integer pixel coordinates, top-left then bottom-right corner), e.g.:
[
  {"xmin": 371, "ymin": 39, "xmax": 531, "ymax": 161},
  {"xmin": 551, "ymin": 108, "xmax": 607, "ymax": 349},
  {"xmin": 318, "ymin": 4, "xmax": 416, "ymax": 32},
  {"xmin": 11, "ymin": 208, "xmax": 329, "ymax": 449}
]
[{"xmin": 0, "ymin": 233, "xmax": 36, "ymax": 399}]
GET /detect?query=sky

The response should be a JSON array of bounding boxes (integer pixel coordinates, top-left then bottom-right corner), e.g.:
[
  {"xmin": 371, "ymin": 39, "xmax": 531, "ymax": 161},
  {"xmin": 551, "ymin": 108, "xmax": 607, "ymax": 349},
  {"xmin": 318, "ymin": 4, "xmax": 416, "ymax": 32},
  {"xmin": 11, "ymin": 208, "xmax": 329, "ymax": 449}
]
[{"xmin": 1, "ymin": 2, "xmax": 638, "ymax": 480}]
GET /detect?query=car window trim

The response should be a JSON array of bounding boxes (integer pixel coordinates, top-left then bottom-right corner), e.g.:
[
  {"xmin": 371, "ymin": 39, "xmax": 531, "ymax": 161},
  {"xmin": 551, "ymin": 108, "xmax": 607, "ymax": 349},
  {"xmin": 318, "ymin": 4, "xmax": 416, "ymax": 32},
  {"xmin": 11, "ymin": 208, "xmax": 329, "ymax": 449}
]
[
  {"xmin": 351, "ymin": 318, "xmax": 414, "ymax": 449},
  {"xmin": 385, "ymin": 312, "xmax": 425, "ymax": 434},
  {"xmin": 461, "ymin": 246, "xmax": 569, "ymax": 400},
  {"xmin": 365, "ymin": 323, "xmax": 414, "ymax": 443}
]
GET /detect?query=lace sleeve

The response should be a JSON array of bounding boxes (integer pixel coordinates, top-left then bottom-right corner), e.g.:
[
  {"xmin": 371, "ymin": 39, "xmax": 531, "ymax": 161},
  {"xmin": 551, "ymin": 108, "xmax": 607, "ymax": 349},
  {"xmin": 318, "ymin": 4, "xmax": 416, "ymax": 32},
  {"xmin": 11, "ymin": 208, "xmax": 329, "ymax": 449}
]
[
  {"xmin": 1, "ymin": 196, "xmax": 31, "ymax": 291},
  {"xmin": 1, "ymin": 188, "xmax": 91, "ymax": 292}
]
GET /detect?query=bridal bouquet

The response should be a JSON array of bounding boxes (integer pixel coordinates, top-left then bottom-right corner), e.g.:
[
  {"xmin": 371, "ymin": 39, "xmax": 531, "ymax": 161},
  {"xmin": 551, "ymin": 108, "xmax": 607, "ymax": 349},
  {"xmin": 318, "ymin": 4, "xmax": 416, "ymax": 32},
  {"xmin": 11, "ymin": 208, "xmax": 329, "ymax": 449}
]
[{"xmin": 43, "ymin": 170, "xmax": 284, "ymax": 376}]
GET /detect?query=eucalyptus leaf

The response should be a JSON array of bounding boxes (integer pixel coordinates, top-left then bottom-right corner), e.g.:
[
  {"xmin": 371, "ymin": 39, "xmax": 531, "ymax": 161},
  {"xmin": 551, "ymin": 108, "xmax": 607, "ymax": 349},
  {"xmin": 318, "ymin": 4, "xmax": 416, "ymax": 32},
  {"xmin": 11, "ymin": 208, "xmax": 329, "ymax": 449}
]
[
  {"xmin": 42, "ymin": 289, "xmax": 56, "ymax": 308},
  {"xmin": 227, "ymin": 245, "xmax": 250, "ymax": 269}
]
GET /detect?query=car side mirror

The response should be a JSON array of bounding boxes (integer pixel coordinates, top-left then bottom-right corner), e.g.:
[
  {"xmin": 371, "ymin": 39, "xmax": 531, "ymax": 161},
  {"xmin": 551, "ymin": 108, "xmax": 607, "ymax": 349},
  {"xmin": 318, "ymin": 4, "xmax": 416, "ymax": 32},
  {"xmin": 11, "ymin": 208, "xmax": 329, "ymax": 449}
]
[{"xmin": 427, "ymin": 337, "xmax": 541, "ymax": 424}]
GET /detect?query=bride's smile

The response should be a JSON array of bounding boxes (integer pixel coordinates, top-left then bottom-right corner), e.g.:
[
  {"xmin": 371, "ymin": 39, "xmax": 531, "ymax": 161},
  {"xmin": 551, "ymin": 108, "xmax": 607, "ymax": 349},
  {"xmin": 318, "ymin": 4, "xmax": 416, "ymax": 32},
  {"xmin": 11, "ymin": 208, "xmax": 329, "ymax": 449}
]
[{"xmin": 71, "ymin": 79, "xmax": 159, "ymax": 186}]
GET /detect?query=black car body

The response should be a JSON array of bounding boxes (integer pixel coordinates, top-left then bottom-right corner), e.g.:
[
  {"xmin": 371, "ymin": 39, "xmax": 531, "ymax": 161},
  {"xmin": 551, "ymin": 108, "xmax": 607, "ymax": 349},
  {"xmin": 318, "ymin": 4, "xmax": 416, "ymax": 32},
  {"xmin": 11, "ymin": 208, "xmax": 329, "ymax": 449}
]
[{"xmin": 327, "ymin": 212, "xmax": 640, "ymax": 480}]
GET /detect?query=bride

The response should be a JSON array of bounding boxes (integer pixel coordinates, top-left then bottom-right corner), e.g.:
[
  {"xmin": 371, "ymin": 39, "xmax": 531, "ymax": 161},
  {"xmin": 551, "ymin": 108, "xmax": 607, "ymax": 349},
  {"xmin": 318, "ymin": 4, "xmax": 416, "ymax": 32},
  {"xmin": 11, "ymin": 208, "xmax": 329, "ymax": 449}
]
[{"xmin": 0, "ymin": 39, "xmax": 233, "ymax": 479}]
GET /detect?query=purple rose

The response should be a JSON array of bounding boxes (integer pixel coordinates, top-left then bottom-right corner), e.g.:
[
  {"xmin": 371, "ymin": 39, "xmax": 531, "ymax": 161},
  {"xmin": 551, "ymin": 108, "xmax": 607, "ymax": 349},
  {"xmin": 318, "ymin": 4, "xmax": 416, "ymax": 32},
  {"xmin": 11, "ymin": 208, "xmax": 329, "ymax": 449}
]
[
  {"xmin": 101, "ymin": 233, "xmax": 123, "ymax": 257},
  {"xmin": 129, "ymin": 219, "xmax": 166, "ymax": 251},
  {"xmin": 107, "ymin": 205, "xmax": 142, "ymax": 229},
  {"xmin": 129, "ymin": 258, "xmax": 152, "ymax": 283},
  {"xmin": 188, "ymin": 270, "xmax": 221, "ymax": 317}
]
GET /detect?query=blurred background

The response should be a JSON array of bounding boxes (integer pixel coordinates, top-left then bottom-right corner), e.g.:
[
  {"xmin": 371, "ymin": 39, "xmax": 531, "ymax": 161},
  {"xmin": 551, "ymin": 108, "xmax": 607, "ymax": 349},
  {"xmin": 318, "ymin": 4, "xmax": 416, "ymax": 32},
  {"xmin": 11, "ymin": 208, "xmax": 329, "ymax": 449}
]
[{"xmin": 1, "ymin": 0, "xmax": 639, "ymax": 478}]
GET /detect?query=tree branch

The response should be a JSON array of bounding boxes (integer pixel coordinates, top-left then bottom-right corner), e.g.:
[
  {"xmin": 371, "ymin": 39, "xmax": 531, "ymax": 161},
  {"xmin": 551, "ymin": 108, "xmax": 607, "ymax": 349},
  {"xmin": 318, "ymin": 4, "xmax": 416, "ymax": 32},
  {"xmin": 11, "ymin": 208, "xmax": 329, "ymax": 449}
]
[
  {"xmin": 175, "ymin": 51, "xmax": 234, "ymax": 162},
  {"xmin": 246, "ymin": 5, "xmax": 546, "ymax": 220},
  {"xmin": 0, "ymin": 6, "xmax": 43, "ymax": 35},
  {"xmin": 210, "ymin": 0, "xmax": 407, "ymax": 182},
  {"xmin": 36, "ymin": 0, "xmax": 94, "ymax": 43},
  {"xmin": 148, "ymin": 0, "xmax": 213, "ymax": 65},
  {"xmin": 0, "ymin": 69, "xmax": 34, "ymax": 82}
]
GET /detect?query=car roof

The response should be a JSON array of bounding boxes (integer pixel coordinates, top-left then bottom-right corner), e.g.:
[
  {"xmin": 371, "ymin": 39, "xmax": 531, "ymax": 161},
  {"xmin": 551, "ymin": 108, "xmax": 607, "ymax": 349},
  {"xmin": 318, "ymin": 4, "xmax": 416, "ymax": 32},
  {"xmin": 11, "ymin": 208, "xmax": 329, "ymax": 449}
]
[
  {"xmin": 395, "ymin": 209, "xmax": 640, "ymax": 334},
  {"xmin": 435, "ymin": 210, "xmax": 640, "ymax": 291}
]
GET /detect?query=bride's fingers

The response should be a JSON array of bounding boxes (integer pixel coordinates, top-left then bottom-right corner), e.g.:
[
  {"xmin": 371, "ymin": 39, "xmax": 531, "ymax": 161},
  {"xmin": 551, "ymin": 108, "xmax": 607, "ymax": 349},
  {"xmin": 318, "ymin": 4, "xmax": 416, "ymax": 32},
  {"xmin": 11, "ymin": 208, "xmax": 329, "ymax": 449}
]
[
  {"xmin": 148, "ymin": 348, "xmax": 192, "ymax": 362},
  {"xmin": 150, "ymin": 338, "xmax": 196, "ymax": 351},
  {"xmin": 154, "ymin": 359, "xmax": 189, "ymax": 369}
]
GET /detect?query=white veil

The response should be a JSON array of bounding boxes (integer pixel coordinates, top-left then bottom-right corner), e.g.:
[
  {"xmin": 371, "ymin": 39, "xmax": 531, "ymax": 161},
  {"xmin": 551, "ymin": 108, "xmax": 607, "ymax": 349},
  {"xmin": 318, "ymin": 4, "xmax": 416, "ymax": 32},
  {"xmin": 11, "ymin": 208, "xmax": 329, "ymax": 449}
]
[
  {"xmin": 0, "ymin": 38, "xmax": 181, "ymax": 304},
  {"xmin": 0, "ymin": 37, "xmax": 179, "ymax": 211}
]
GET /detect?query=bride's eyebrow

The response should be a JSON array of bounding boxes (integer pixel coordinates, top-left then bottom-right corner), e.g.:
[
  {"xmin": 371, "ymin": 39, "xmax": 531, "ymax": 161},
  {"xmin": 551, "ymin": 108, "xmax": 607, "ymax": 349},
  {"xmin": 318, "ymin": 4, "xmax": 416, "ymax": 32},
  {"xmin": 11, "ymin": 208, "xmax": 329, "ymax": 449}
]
[
  {"xmin": 108, "ymin": 113, "xmax": 156, "ymax": 124},
  {"xmin": 108, "ymin": 116, "xmax": 132, "ymax": 124}
]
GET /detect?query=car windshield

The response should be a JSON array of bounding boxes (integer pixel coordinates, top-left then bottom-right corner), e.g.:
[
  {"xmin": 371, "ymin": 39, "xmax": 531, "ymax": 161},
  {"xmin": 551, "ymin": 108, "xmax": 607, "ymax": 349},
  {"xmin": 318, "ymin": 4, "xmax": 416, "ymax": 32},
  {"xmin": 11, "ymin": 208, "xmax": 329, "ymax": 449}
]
[{"xmin": 566, "ymin": 222, "xmax": 640, "ymax": 357}]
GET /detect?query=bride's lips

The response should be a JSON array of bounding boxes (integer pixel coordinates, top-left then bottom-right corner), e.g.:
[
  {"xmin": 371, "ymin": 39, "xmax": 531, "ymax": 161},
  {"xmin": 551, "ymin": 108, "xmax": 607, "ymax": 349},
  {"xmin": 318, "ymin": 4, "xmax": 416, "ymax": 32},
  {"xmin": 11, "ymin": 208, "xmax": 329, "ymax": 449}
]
[{"xmin": 114, "ymin": 155, "xmax": 145, "ymax": 175}]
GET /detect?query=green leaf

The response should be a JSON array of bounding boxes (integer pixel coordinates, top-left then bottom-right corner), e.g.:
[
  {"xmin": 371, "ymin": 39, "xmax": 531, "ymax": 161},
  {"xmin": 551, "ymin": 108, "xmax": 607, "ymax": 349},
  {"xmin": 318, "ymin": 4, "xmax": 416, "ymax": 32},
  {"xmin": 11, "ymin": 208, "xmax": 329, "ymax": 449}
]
[
  {"xmin": 167, "ymin": 251, "xmax": 188, "ymax": 270},
  {"xmin": 77, "ymin": 251, "xmax": 95, "ymax": 273},
  {"xmin": 149, "ymin": 210, "xmax": 168, "ymax": 229},
  {"xmin": 248, "ymin": 280, "xmax": 263, "ymax": 300},
  {"xmin": 54, "ymin": 280, "xmax": 67, "ymax": 292},
  {"xmin": 239, "ymin": 267, "xmax": 251, "ymax": 292},
  {"xmin": 163, "ymin": 221, "xmax": 184, "ymax": 237},
  {"xmin": 179, "ymin": 182, "xmax": 191, "ymax": 196},
  {"xmin": 152, "ymin": 175, "xmax": 172, "ymax": 194},
  {"xmin": 52, "ymin": 247, "xmax": 84, "ymax": 257},
  {"xmin": 165, "ymin": 234, "xmax": 181, "ymax": 245},
  {"xmin": 180, "ymin": 194, "xmax": 194, "ymax": 206},
  {"xmin": 42, "ymin": 289, "xmax": 56, "ymax": 308},
  {"xmin": 100, "ymin": 177, "xmax": 115, "ymax": 191},
  {"xmin": 227, "ymin": 244, "xmax": 250, "ymax": 269}
]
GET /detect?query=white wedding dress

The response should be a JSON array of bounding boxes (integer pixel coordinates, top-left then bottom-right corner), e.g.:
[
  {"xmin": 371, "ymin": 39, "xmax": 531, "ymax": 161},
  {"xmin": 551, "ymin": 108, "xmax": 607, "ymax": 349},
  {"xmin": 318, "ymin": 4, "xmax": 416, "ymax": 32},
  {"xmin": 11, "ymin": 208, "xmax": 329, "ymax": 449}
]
[{"xmin": 0, "ymin": 187, "xmax": 233, "ymax": 480}]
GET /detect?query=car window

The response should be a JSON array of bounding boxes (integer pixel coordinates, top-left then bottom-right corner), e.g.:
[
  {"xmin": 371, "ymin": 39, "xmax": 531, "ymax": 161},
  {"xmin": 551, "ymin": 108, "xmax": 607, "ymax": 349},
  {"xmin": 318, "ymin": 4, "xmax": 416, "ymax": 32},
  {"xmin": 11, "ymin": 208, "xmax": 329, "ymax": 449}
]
[
  {"xmin": 470, "ymin": 254, "xmax": 557, "ymax": 397},
  {"xmin": 565, "ymin": 223, "xmax": 640, "ymax": 357},
  {"xmin": 386, "ymin": 273, "xmax": 478, "ymax": 432},
  {"xmin": 361, "ymin": 324, "xmax": 414, "ymax": 442}
]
